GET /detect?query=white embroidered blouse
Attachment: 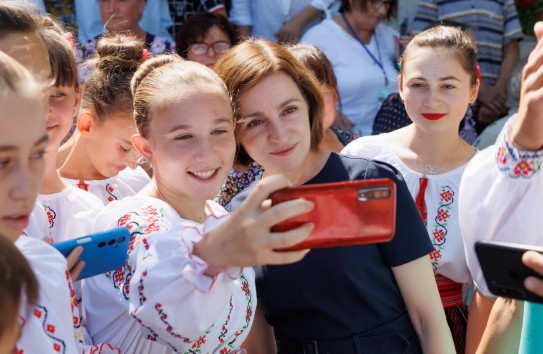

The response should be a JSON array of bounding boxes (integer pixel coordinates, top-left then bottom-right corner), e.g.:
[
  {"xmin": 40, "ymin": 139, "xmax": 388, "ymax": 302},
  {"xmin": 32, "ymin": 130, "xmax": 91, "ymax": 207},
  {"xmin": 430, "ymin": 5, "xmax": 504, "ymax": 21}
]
[
  {"xmin": 64, "ymin": 166, "xmax": 150, "ymax": 205},
  {"xmin": 38, "ymin": 185, "xmax": 104, "ymax": 243},
  {"xmin": 83, "ymin": 195, "xmax": 256, "ymax": 354},
  {"xmin": 343, "ymin": 134, "xmax": 473, "ymax": 284},
  {"xmin": 459, "ymin": 115, "xmax": 543, "ymax": 297},
  {"xmin": 15, "ymin": 235, "xmax": 83, "ymax": 354}
]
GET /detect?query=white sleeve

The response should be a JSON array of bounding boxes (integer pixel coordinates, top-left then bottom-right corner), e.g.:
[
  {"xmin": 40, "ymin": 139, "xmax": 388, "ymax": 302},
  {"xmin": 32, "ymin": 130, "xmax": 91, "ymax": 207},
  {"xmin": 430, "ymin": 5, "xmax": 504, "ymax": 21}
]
[
  {"xmin": 75, "ymin": 0, "xmax": 103, "ymax": 43},
  {"xmin": 229, "ymin": 0, "xmax": 252, "ymax": 26},
  {"xmin": 125, "ymin": 211, "xmax": 244, "ymax": 347},
  {"xmin": 459, "ymin": 114, "xmax": 543, "ymax": 297},
  {"xmin": 139, "ymin": 0, "xmax": 174, "ymax": 43}
]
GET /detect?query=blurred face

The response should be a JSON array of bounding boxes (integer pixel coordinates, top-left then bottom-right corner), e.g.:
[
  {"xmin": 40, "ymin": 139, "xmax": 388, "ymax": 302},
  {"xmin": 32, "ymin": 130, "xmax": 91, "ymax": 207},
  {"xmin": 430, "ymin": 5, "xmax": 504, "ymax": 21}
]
[
  {"xmin": 399, "ymin": 47, "xmax": 478, "ymax": 134},
  {"xmin": 187, "ymin": 26, "xmax": 232, "ymax": 67},
  {"xmin": 0, "ymin": 96, "xmax": 47, "ymax": 242},
  {"xmin": 237, "ymin": 72, "xmax": 311, "ymax": 175},
  {"xmin": 99, "ymin": 0, "xmax": 145, "ymax": 33},
  {"xmin": 82, "ymin": 112, "xmax": 138, "ymax": 179},
  {"xmin": 46, "ymin": 85, "xmax": 80, "ymax": 150},
  {"xmin": 139, "ymin": 87, "xmax": 235, "ymax": 201},
  {"xmin": 348, "ymin": 0, "xmax": 391, "ymax": 30},
  {"xmin": 0, "ymin": 32, "xmax": 50, "ymax": 83}
]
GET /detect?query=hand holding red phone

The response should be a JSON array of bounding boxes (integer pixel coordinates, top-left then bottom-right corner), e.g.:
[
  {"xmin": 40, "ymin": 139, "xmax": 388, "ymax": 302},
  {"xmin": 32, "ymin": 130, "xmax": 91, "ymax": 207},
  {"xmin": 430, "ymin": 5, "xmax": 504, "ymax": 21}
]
[
  {"xmin": 270, "ymin": 179, "xmax": 397, "ymax": 251},
  {"xmin": 193, "ymin": 175, "xmax": 314, "ymax": 272}
]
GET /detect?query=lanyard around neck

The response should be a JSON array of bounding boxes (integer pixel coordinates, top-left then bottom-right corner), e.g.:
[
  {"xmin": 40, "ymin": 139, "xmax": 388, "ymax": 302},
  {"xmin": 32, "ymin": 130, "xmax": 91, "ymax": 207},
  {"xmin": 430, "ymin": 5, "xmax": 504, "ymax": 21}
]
[{"xmin": 341, "ymin": 12, "xmax": 388, "ymax": 86}]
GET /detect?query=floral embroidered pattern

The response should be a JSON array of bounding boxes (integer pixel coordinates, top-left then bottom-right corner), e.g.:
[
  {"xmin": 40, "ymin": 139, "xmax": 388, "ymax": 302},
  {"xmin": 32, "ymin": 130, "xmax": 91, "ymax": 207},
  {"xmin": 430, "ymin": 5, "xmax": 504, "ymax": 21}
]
[
  {"xmin": 218, "ymin": 297, "xmax": 233, "ymax": 345},
  {"xmin": 105, "ymin": 184, "xmax": 118, "ymax": 203},
  {"xmin": 154, "ymin": 302, "xmax": 194, "ymax": 344},
  {"xmin": 222, "ymin": 275, "xmax": 253, "ymax": 353},
  {"xmin": 64, "ymin": 270, "xmax": 83, "ymax": 345},
  {"xmin": 43, "ymin": 204, "xmax": 57, "ymax": 229},
  {"xmin": 76, "ymin": 180, "xmax": 89, "ymax": 191},
  {"xmin": 105, "ymin": 205, "xmax": 167, "ymax": 300},
  {"xmin": 496, "ymin": 118, "xmax": 543, "ymax": 178},
  {"xmin": 429, "ymin": 186, "xmax": 454, "ymax": 272},
  {"xmin": 33, "ymin": 305, "xmax": 67, "ymax": 354}
]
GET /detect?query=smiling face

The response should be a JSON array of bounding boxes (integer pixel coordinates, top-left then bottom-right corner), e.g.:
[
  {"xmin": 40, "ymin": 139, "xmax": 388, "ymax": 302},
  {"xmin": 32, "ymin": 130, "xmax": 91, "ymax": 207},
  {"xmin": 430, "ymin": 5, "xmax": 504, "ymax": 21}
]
[
  {"xmin": 237, "ymin": 72, "xmax": 311, "ymax": 175},
  {"xmin": 139, "ymin": 87, "xmax": 235, "ymax": 201},
  {"xmin": 0, "ymin": 96, "xmax": 47, "ymax": 241},
  {"xmin": 99, "ymin": 0, "xmax": 145, "ymax": 33},
  {"xmin": 399, "ymin": 47, "xmax": 478, "ymax": 133}
]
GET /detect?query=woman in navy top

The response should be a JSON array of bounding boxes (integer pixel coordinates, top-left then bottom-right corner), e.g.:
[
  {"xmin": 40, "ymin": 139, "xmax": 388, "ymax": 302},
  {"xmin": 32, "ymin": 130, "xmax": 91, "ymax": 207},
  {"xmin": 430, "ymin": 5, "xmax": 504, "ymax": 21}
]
[{"xmin": 214, "ymin": 38, "xmax": 455, "ymax": 354}]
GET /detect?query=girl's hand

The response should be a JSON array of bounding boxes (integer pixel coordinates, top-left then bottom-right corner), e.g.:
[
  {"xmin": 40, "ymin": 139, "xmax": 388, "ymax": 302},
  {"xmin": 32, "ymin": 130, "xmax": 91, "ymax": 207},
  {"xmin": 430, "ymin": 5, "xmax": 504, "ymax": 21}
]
[
  {"xmin": 511, "ymin": 22, "xmax": 543, "ymax": 150},
  {"xmin": 194, "ymin": 175, "xmax": 314, "ymax": 272},
  {"xmin": 66, "ymin": 246, "xmax": 85, "ymax": 282},
  {"xmin": 523, "ymin": 251, "xmax": 543, "ymax": 297},
  {"xmin": 44, "ymin": 236, "xmax": 85, "ymax": 282}
]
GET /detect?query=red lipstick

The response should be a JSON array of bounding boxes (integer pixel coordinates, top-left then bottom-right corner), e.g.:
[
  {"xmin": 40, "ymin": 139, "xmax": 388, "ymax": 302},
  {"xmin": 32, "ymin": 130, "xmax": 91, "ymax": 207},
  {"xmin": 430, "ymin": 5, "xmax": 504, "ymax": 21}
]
[{"xmin": 422, "ymin": 113, "xmax": 445, "ymax": 121}]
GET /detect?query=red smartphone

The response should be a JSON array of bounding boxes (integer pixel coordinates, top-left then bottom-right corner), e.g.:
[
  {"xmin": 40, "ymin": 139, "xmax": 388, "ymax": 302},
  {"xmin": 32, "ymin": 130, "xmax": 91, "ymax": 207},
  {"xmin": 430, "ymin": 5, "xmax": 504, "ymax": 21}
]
[{"xmin": 270, "ymin": 179, "xmax": 396, "ymax": 251}]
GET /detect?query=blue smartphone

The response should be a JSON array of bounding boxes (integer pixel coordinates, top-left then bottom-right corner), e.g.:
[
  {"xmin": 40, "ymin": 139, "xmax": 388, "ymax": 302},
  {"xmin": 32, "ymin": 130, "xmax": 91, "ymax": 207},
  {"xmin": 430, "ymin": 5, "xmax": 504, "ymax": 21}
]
[{"xmin": 54, "ymin": 227, "xmax": 130, "ymax": 281}]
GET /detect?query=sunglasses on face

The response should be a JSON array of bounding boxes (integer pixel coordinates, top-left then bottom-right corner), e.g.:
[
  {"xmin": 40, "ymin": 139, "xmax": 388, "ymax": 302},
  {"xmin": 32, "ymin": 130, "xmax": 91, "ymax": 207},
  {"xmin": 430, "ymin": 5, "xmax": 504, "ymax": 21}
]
[{"xmin": 189, "ymin": 41, "xmax": 231, "ymax": 56}]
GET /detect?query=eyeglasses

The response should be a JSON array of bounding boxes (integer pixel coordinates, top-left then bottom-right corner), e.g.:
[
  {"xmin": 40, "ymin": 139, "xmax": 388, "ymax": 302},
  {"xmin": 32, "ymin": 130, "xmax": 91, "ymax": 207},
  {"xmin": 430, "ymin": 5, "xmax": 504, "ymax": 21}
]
[
  {"xmin": 189, "ymin": 41, "xmax": 231, "ymax": 56},
  {"xmin": 369, "ymin": 0, "xmax": 392, "ymax": 9}
]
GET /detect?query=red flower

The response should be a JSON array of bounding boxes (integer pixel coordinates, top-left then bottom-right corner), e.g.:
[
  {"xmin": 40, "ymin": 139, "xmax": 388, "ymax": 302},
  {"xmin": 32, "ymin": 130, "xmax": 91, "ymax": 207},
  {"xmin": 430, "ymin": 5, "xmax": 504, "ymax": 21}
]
[{"xmin": 514, "ymin": 160, "xmax": 534, "ymax": 177}]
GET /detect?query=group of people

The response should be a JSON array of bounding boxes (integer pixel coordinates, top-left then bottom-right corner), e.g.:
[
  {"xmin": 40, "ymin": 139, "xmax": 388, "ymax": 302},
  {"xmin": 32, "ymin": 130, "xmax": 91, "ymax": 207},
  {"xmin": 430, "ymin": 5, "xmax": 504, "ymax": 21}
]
[{"xmin": 2, "ymin": 0, "xmax": 543, "ymax": 354}]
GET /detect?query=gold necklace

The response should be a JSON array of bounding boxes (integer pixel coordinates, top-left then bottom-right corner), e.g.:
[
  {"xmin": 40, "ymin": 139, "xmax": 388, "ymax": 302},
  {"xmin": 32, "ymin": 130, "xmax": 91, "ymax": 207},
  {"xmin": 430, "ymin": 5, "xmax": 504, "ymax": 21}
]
[{"xmin": 415, "ymin": 138, "xmax": 462, "ymax": 176}]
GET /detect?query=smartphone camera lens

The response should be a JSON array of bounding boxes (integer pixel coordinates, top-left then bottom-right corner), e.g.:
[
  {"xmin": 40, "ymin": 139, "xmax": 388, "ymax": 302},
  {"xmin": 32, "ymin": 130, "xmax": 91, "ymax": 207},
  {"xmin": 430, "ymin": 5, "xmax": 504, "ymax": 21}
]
[
  {"xmin": 118, "ymin": 236, "xmax": 126, "ymax": 243},
  {"xmin": 108, "ymin": 239, "xmax": 116, "ymax": 245},
  {"xmin": 98, "ymin": 241, "xmax": 106, "ymax": 248}
]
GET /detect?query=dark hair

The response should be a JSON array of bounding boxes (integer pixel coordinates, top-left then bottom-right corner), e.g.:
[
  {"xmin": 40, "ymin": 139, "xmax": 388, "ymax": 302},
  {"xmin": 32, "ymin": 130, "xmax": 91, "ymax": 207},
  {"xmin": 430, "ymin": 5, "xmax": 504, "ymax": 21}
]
[
  {"xmin": 175, "ymin": 12, "xmax": 236, "ymax": 59},
  {"xmin": 214, "ymin": 38, "xmax": 324, "ymax": 165},
  {"xmin": 0, "ymin": 3, "xmax": 37, "ymax": 37},
  {"xmin": 81, "ymin": 34, "xmax": 145, "ymax": 121},
  {"xmin": 132, "ymin": 54, "xmax": 230, "ymax": 139},
  {"xmin": 399, "ymin": 25, "xmax": 478, "ymax": 86},
  {"xmin": 341, "ymin": 0, "xmax": 397, "ymax": 19},
  {"xmin": 38, "ymin": 25, "xmax": 78, "ymax": 89},
  {"xmin": 0, "ymin": 235, "xmax": 39, "ymax": 338},
  {"xmin": 287, "ymin": 43, "xmax": 341, "ymax": 111}
]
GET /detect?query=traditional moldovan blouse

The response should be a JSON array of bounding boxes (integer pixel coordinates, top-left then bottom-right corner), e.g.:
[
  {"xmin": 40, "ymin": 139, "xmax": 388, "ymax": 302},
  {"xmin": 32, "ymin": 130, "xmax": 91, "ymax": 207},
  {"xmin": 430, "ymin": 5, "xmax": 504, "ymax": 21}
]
[
  {"xmin": 38, "ymin": 185, "xmax": 103, "ymax": 243},
  {"xmin": 83, "ymin": 195, "xmax": 255, "ymax": 354},
  {"xmin": 343, "ymin": 135, "xmax": 473, "ymax": 285},
  {"xmin": 64, "ymin": 166, "xmax": 150, "ymax": 205}
]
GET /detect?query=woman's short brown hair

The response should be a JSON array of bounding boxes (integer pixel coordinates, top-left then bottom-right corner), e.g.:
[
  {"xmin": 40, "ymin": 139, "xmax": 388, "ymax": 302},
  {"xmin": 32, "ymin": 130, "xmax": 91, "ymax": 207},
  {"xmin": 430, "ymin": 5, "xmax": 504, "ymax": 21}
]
[{"xmin": 213, "ymin": 38, "xmax": 324, "ymax": 165}]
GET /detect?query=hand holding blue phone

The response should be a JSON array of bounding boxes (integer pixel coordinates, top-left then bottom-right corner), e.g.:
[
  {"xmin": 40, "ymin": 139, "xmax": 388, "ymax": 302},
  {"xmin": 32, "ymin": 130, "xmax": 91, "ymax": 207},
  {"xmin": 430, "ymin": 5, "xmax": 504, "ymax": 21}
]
[{"xmin": 54, "ymin": 227, "xmax": 131, "ymax": 281}]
